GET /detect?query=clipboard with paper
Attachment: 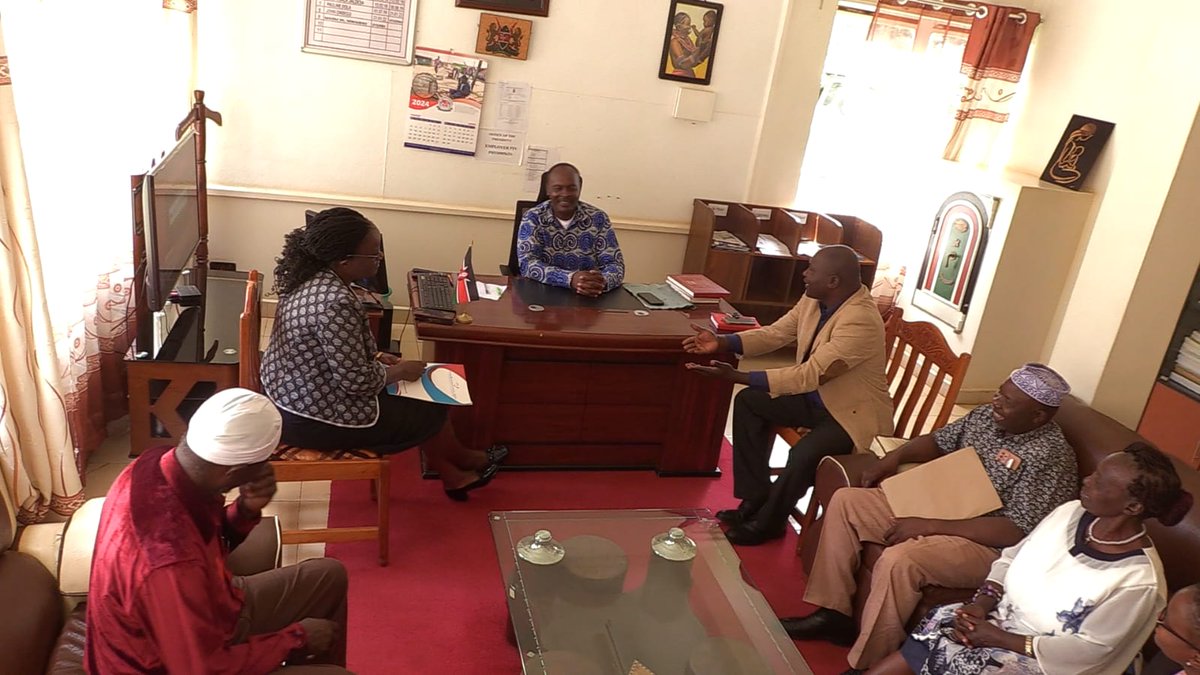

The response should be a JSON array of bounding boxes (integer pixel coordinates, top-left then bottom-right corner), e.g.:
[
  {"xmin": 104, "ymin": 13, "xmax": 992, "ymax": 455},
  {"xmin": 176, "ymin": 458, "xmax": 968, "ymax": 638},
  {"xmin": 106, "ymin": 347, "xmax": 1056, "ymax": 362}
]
[{"xmin": 880, "ymin": 447, "xmax": 1002, "ymax": 520}]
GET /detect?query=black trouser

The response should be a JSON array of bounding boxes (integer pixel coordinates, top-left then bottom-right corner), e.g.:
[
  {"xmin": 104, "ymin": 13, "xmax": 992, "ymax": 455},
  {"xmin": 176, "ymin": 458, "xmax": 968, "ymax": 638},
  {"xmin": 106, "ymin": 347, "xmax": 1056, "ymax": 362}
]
[
  {"xmin": 731, "ymin": 388, "xmax": 854, "ymax": 530},
  {"xmin": 278, "ymin": 395, "xmax": 447, "ymax": 455}
]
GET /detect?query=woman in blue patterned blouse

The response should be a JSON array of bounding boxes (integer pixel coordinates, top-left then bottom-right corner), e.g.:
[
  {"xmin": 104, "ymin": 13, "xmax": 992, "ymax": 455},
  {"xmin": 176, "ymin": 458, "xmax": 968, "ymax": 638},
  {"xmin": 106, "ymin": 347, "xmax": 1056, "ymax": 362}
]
[{"xmin": 261, "ymin": 208, "xmax": 504, "ymax": 500}]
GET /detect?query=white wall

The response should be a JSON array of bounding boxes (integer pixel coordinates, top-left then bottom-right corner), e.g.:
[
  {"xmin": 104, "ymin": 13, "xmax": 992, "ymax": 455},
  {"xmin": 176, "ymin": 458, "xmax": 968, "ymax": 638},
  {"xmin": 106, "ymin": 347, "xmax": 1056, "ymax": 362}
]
[
  {"xmin": 198, "ymin": 0, "xmax": 789, "ymax": 223},
  {"xmin": 205, "ymin": 188, "xmax": 687, "ymax": 297},
  {"xmin": 194, "ymin": 0, "xmax": 848, "ymax": 291},
  {"xmin": 1007, "ymin": 0, "xmax": 1200, "ymax": 411},
  {"xmin": 1090, "ymin": 108, "xmax": 1200, "ymax": 426}
]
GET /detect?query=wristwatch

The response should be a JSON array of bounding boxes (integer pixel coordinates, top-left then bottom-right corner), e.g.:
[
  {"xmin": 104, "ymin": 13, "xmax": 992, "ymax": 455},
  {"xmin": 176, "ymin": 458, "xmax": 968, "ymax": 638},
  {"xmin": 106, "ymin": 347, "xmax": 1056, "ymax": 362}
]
[{"xmin": 1024, "ymin": 635, "xmax": 1035, "ymax": 657}]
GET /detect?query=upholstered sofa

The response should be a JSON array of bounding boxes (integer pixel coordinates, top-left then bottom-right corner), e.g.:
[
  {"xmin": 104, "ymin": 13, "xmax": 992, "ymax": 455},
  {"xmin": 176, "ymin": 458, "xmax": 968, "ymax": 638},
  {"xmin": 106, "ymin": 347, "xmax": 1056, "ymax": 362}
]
[
  {"xmin": 0, "ymin": 488, "xmax": 280, "ymax": 674},
  {"xmin": 800, "ymin": 395, "xmax": 1200, "ymax": 634}
]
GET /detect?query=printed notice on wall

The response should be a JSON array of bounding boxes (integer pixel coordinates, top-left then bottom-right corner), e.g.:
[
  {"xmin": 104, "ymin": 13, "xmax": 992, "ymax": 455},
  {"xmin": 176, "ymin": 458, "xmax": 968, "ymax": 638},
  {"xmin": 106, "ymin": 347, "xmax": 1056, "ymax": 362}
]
[
  {"xmin": 404, "ymin": 47, "xmax": 487, "ymax": 156},
  {"xmin": 303, "ymin": 0, "xmax": 417, "ymax": 65},
  {"xmin": 495, "ymin": 81, "xmax": 531, "ymax": 132},
  {"xmin": 478, "ymin": 129, "xmax": 525, "ymax": 165},
  {"xmin": 523, "ymin": 144, "xmax": 559, "ymax": 193}
]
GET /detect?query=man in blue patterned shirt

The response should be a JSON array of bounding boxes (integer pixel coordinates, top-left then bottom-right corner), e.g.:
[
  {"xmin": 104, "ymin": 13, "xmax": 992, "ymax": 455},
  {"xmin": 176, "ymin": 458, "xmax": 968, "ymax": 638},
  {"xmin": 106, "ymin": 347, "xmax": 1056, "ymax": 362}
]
[{"xmin": 516, "ymin": 163, "xmax": 625, "ymax": 296}]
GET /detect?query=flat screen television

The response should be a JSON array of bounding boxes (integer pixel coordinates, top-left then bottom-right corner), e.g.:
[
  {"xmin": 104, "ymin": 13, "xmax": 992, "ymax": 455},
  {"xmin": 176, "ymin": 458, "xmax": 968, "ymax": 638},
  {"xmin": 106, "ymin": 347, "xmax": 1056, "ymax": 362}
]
[{"xmin": 143, "ymin": 129, "xmax": 200, "ymax": 312}]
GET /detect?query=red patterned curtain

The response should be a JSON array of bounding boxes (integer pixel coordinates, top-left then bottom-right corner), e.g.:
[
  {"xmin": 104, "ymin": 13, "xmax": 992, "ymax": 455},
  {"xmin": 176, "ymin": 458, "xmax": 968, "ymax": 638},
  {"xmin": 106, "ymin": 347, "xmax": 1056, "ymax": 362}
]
[
  {"xmin": 944, "ymin": 3, "xmax": 1041, "ymax": 161},
  {"xmin": 868, "ymin": 0, "xmax": 972, "ymax": 53},
  {"xmin": 58, "ymin": 268, "xmax": 135, "ymax": 469}
]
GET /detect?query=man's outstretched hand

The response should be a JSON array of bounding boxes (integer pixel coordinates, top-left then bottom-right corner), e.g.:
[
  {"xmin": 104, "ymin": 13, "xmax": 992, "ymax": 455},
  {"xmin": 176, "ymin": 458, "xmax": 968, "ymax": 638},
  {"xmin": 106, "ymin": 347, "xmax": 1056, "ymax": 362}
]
[
  {"xmin": 684, "ymin": 359, "xmax": 748, "ymax": 385},
  {"xmin": 682, "ymin": 324, "xmax": 721, "ymax": 354}
]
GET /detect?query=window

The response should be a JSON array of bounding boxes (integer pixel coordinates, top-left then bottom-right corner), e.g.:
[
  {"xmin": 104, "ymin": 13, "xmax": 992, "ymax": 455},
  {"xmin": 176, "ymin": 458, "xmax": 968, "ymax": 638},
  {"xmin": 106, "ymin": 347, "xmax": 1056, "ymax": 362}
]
[{"xmin": 794, "ymin": 5, "xmax": 980, "ymax": 268}]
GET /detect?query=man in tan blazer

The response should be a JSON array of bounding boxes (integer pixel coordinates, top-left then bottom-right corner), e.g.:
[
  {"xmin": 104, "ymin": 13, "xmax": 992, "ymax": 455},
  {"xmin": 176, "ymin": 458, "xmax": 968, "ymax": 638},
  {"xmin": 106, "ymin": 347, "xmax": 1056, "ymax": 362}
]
[{"xmin": 684, "ymin": 245, "xmax": 893, "ymax": 545}]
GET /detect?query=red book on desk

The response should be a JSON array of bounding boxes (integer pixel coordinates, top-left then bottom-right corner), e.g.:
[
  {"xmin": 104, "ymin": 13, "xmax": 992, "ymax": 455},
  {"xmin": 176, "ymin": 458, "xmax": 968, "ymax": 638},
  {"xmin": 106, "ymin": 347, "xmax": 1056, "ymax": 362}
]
[
  {"xmin": 666, "ymin": 274, "xmax": 730, "ymax": 299},
  {"xmin": 711, "ymin": 312, "xmax": 760, "ymax": 332}
]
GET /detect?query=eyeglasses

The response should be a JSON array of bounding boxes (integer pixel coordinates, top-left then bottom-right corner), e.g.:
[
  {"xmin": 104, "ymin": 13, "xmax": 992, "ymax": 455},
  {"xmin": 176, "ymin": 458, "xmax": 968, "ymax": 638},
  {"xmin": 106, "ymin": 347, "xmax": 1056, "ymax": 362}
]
[
  {"xmin": 1157, "ymin": 608, "xmax": 1200, "ymax": 652},
  {"xmin": 345, "ymin": 253, "xmax": 384, "ymax": 261}
]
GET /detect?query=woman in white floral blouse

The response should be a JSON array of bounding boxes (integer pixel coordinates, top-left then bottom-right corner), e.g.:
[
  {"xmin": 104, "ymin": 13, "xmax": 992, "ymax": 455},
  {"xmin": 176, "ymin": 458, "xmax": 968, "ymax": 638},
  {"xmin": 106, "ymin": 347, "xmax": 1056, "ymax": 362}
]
[{"xmin": 869, "ymin": 442, "xmax": 1192, "ymax": 675}]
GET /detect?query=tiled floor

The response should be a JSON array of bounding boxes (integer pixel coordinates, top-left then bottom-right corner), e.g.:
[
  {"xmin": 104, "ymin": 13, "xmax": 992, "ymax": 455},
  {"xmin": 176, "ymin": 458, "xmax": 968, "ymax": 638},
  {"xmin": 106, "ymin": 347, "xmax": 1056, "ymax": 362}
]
[{"xmin": 86, "ymin": 325, "xmax": 974, "ymax": 562}]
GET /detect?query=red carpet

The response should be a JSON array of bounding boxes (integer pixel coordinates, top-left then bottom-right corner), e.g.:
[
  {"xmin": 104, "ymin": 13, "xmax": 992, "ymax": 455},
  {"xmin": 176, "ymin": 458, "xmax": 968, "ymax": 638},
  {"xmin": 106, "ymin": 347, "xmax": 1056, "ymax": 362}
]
[{"xmin": 327, "ymin": 443, "xmax": 851, "ymax": 674}]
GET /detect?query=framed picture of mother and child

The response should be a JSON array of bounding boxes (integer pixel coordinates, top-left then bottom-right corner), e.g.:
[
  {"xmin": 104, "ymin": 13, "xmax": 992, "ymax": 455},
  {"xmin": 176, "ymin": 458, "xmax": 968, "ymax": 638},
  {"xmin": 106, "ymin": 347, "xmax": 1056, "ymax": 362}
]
[{"xmin": 658, "ymin": 0, "xmax": 724, "ymax": 86}]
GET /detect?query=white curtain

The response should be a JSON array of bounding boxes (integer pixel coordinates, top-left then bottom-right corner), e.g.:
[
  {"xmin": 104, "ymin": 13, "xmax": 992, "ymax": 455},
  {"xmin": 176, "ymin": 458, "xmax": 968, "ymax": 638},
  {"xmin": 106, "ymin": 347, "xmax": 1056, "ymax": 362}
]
[
  {"xmin": 0, "ymin": 20, "xmax": 83, "ymax": 523},
  {"xmin": 3, "ymin": 1, "xmax": 196, "ymax": 470}
]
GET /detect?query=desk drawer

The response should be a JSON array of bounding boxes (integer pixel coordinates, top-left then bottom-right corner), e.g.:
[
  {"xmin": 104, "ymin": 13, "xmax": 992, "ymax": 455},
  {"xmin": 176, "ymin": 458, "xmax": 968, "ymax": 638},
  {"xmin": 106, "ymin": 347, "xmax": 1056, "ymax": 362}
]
[
  {"xmin": 494, "ymin": 403, "xmax": 582, "ymax": 442},
  {"xmin": 585, "ymin": 364, "xmax": 677, "ymax": 405},
  {"xmin": 501, "ymin": 363, "xmax": 588, "ymax": 403},
  {"xmin": 582, "ymin": 405, "xmax": 670, "ymax": 443}
]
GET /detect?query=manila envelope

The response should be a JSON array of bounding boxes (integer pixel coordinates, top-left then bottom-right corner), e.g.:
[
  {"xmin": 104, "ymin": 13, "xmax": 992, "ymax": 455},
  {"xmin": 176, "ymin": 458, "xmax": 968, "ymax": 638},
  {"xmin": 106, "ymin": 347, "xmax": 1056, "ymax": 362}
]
[{"xmin": 881, "ymin": 447, "xmax": 1002, "ymax": 520}]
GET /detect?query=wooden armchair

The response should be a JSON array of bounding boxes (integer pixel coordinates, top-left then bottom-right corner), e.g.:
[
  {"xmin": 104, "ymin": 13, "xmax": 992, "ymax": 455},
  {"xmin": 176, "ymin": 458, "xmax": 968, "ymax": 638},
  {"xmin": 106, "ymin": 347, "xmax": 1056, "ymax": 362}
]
[
  {"xmin": 774, "ymin": 308, "xmax": 971, "ymax": 553},
  {"xmin": 239, "ymin": 270, "xmax": 391, "ymax": 566}
]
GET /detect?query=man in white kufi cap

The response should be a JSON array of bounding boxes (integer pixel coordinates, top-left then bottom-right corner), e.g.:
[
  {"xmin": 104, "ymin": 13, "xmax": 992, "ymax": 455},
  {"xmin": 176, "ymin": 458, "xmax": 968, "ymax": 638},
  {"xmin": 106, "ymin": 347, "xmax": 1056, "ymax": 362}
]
[
  {"xmin": 86, "ymin": 388, "xmax": 352, "ymax": 673},
  {"xmin": 781, "ymin": 364, "xmax": 1081, "ymax": 673}
]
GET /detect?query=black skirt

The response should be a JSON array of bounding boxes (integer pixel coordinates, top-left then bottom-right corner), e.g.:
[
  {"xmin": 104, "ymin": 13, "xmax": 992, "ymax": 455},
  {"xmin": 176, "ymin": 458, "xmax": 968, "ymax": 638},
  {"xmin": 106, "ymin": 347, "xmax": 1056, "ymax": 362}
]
[{"xmin": 277, "ymin": 394, "xmax": 447, "ymax": 454}]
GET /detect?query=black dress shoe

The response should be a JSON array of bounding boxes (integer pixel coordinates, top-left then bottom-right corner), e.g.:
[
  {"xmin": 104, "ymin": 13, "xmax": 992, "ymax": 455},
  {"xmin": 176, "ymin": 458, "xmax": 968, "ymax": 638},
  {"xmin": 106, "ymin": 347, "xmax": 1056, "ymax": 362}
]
[
  {"xmin": 486, "ymin": 444, "xmax": 509, "ymax": 465},
  {"xmin": 724, "ymin": 521, "xmax": 786, "ymax": 546},
  {"xmin": 778, "ymin": 608, "xmax": 857, "ymax": 646},
  {"xmin": 444, "ymin": 463, "xmax": 500, "ymax": 502},
  {"xmin": 716, "ymin": 499, "xmax": 762, "ymax": 526}
]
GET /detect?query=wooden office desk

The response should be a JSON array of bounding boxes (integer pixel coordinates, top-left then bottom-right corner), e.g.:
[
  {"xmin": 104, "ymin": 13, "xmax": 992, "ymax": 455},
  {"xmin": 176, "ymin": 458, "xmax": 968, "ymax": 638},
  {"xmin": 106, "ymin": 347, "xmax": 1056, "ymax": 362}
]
[{"xmin": 415, "ymin": 277, "xmax": 737, "ymax": 475}]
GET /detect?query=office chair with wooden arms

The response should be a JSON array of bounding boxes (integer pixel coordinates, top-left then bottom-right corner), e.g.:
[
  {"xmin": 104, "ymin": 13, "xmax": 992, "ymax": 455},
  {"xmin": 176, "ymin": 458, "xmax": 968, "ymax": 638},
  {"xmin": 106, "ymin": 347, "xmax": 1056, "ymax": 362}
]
[
  {"xmin": 772, "ymin": 308, "xmax": 971, "ymax": 555},
  {"xmin": 239, "ymin": 270, "xmax": 391, "ymax": 566}
]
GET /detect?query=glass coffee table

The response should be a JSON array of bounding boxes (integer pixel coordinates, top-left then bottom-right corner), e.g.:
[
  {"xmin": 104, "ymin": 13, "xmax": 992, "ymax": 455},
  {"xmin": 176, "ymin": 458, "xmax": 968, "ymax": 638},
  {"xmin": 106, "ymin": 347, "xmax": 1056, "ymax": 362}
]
[{"xmin": 489, "ymin": 509, "xmax": 811, "ymax": 674}]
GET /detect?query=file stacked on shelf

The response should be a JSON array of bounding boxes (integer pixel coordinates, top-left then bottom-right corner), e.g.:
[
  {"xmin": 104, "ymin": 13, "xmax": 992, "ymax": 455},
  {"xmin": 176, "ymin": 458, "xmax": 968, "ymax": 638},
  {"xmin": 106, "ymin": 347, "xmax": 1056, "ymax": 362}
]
[
  {"xmin": 795, "ymin": 241, "xmax": 823, "ymax": 257},
  {"xmin": 1169, "ymin": 332, "xmax": 1200, "ymax": 395},
  {"xmin": 711, "ymin": 230, "xmax": 750, "ymax": 252},
  {"xmin": 755, "ymin": 234, "xmax": 790, "ymax": 257},
  {"xmin": 666, "ymin": 274, "xmax": 729, "ymax": 304},
  {"xmin": 710, "ymin": 312, "xmax": 760, "ymax": 332}
]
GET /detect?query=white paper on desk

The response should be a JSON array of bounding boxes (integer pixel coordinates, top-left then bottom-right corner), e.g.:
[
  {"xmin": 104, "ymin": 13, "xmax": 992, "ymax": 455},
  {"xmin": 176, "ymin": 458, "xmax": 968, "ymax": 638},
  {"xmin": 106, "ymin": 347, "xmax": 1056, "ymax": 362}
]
[
  {"xmin": 496, "ymin": 81, "xmax": 531, "ymax": 131},
  {"xmin": 478, "ymin": 129, "xmax": 524, "ymax": 165},
  {"xmin": 385, "ymin": 363, "xmax": 472, "ymax": 406},
  {"xmin": 475, "ymin": 281, "xmax": 506, "ymax": 300},
  {"xmin": 523, "ymin": 145, "xmax": 559, "ymax": 193}
]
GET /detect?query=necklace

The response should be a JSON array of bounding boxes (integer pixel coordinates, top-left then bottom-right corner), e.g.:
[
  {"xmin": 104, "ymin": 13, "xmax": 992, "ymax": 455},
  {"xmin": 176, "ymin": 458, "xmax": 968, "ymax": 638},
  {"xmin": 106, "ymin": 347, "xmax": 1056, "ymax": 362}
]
[{"xmin": 1087, "ymin": 519, "xmax": 1147, "ymax": 546}]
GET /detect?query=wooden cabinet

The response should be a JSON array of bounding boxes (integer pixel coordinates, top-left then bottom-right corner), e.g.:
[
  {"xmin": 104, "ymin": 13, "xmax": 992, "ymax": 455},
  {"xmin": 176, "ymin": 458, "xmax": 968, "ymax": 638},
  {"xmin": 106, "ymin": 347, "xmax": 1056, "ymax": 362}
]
[
  {"xmin": 682, "ymin": 199, "xmax": 882, "ymax": 324},
  {"xmin": 1138, "ymin": 262, "xmax": 1200, "ymax": 468},
  {"xmin": 1138, "ymin": 382, "xmax": 1200, "ymax": 468}
]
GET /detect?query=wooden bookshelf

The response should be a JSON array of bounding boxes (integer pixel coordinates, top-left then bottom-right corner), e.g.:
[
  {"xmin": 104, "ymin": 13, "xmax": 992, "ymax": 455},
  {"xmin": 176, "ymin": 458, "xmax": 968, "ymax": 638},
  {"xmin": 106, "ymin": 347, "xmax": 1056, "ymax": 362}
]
[
  {"xmin": 1138, "ymin": 262, "xmax": 1200, "ymax": 468},
  {"xmin": 682, "ymin": 199, "xmax": 881, "ymax": 325}
]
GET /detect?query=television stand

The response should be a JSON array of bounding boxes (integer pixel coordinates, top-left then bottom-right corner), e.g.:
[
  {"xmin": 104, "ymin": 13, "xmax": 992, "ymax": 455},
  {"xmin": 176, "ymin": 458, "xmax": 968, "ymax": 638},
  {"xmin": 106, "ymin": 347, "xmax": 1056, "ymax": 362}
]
[{"xmin": 126, "ymin": 270, "xmax": 248, "ymax": 455}]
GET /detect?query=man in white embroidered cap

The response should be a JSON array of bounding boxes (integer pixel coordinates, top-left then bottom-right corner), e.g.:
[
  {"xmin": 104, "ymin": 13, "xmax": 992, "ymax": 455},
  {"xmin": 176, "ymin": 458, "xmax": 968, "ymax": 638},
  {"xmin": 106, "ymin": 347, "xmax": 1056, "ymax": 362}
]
[
  {"xmin": 87, "ymin": 388, "xmax": 351, "ymax": 674},
  {"xmin": 782, "ymin": 363, "xmax": 1080, "ymax": 675}
]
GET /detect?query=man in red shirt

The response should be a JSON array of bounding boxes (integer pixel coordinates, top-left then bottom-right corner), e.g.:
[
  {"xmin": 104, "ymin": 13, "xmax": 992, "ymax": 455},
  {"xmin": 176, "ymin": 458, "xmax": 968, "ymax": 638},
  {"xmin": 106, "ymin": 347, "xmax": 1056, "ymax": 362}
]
[{"xmin": 86, "ymin": 388, "xmax": 350, "ymax": 674}]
